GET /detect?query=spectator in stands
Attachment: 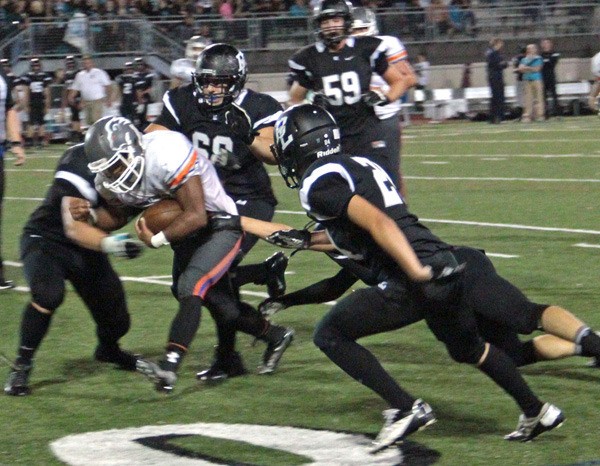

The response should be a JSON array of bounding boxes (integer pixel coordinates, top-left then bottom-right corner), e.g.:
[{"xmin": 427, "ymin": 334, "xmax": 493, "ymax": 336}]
[
  {"xmin": 218, "ymin": 0, "xmax": 234, "ymax": 18},
  {"xmin": 68, "ymin": 54, "xmax": 112, "ymax": 127},
  {"xmin": 512, "ymin": 45, "xmax": 526, "ymax": 121},
  {"xmin": 406, "ymin": 0, "xmax": 426, "ymax": 40},
  {"xmin": 518, "ymin": 43, "xmax": 544, "ymax": 123},
  {"xmin": 174, "ymin": 11, "xmax": 197, "ymax": 45},
  {"xmin": 426, "ymin": 0, "xmax": 452, "ymax": 38},
  {"xmin": 485, "ymin": 37, "xmax": 507, "ymax": 124},
  {"xmin": 289, "ymin": 0, "xmax": 309, "ymax": 17},
  {"xmin": 540, "ymin": 38, "xmax": 561, "ymax": 119}
]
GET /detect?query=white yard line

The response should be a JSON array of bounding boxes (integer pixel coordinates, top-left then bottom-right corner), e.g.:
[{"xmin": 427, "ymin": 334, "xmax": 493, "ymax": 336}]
[
  {"xmin": 404, "ymin": 176, "xmax": 600, "ymax": 183},
  {"xmin": 574, "ymin": 243, "xmax": 600, "ymax": 249}
]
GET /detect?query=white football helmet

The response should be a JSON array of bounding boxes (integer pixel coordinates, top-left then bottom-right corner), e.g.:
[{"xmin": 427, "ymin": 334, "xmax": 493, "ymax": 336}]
[
  {"xmin": 351, "ymin": 7, "xmax": 379, "ymax": 36},
  {"xmin": 185, "ymin": 35, "xmax": 212, "ymax": 61}
]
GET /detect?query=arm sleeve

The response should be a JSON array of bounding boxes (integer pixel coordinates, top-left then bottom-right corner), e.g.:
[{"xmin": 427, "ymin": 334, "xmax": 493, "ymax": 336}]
[{"xmin": 279, "ymin": 268, "xmax": 358, "ymax": 307}]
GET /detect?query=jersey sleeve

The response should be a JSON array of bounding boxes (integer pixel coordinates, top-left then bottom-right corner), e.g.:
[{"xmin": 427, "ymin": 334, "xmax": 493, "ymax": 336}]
[
  {"xmin": 152, "ymin": 131, "xmax": 200, "ymax": 191},
  {"xmin": 288, "ymin": 47, "xmax": 315, "ymax": 90},
  {"xmin": 371, "ymin": 39, "xmax": 391, "ymax": 77},
  {"xmin": 247, "ymin": 93, "xmax": 282, "ymax": 131},
  {"xmin": 379, "ymin": 35, "xmax": 408, "ymax": 64},
  {"xmin": 152, "ymin": 89, "xmax": 184, "ymax": 131},
  {"xmin": 300, "ymin": 163, "xmax": 355, "ymax": 219}
]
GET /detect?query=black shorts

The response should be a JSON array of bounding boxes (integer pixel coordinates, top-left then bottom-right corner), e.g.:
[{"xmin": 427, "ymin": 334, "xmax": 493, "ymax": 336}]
[
  {"xmin": 69, "ymin": 103, "xmax": 80, "ymax": 122},
  {"xmin": 20, "ymin": 234, "xmax": 129, "ymax": 336},
  {"xmin": 29, "ymin": 103, "xmax": 45, "ymax": 126}
]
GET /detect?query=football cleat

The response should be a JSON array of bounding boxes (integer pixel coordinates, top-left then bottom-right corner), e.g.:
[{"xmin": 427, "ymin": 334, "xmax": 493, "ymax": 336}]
[
  {"xmin": 504, "ymin": 403, "xmax": 565, "ymax": 442},
  {"xmin": 197, "ymin": 351, "xmax": 247, "ymax": 383},
  {"xmin": 588, "ymin": 357, "xmax": 599, "ymax": 368},
  {"xmin": 135, "ymin": 359, "xmax": 177, "ymax": 393},
  {"xmin": 370, "ymin": 399, "xmax": 436, "ymax": 454},
  {"xmin": 94, "ymin": 344, "xmax": 140, "ymax": 371},
  {"xmin": 264, "ymin": 252, "xmax": 288, "ymax": 298},
  {"xmin": 4, "ymin": 363, "xmax": 32, "ymax": 396},
  {"xmin": 0, "ymin": 280, "xmax": 15, "ymax": 291},
  {"xmin": 258, "ymin": 327, "xmax": 295, "ymax": 375}
]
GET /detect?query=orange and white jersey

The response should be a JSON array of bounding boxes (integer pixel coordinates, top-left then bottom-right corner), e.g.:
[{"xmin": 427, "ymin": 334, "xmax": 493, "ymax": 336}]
[
  {"xmin": 370, "ymin": 35, "xmax": 408, "ymax": 120},
  {"xmin": 97, "ymin": 130, "xmax": 237, "ymax": 215},
  {"xmin": 592, "ymin": 52, "xmax": 600, "ymax": 79}
]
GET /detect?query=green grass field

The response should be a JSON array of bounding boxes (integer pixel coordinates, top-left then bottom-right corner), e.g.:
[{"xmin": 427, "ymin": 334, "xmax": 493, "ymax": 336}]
[{"xmin": 1, "ymin": 117, "xmax": 599, "ymax": 465}]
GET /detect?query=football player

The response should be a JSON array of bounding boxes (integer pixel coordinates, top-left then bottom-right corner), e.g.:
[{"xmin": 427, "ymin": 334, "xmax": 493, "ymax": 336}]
[
  {"xmin": 66, "ymin": 116, "xmax": 292, "ymax": 392},
  {"xmin": 145, "ymin": 43, "xmax": 294, "ymax": 377},
  {"xmin": 588, "ymin": 51, "xmax": 600, "ymax": 112},
  {"xmin": 246, "ymin": 103, "xmax": 588, "ymax": 449},
  {"xmin": 169, "ymin": 35, "xmax": 212, "ymax": 89},
  {"xmin": 132, "ymin": 57, "xmax": 155, "ymax": 131},
  {"xmin": 114, "ymin": 61, "xmax": 138, "ymax": 124},
  {"xmin": 287, "ymin": 0, "xmax": 416, "ymax": 186},
  {"xmin": 60, "ymin": 55, "xmax": 82, "ymax": 144},
  {"xmin": 21, "ymin": 57, "xmax": 52, "ymax": 149},
  {"xmin": 350, "ymin": 7, "xmax": 415, "ymax": 198},
  {"xmin": 4, "ymin": 139, "xmax": 141, "ymax": 396}
]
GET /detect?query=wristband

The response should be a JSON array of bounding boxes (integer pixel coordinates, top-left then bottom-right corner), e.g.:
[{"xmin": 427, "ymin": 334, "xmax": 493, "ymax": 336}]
[{"xmin": 150, "ymin": 231, "xmax": 170, "ymax": 248}]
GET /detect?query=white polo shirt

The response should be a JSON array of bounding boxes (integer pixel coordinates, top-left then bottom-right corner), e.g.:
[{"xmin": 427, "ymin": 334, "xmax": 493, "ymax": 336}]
[{"xmin": 71, "ymin": 68, "xmax": 111, "ymax": 101}]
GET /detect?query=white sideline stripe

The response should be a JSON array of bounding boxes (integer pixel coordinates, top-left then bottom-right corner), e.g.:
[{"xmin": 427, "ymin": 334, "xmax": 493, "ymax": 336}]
[
  {"xmin": 404, "ymin": 176, "xmax": 600, "ymax": 183},
  {"xmin": 486, "ymin": 253, "xmax": 519, "ymax": 258},
  {"xmin": 403, "ymin": 153, "xmax": 592, "ymax": 158},
  {"xmin": 421, "ymin": 161, "xmax": 449, "ymax": 165},
  {"xmin": 274, "ymin": 210, "xmax": 600, "ymax": 235},
  {"xmin": 6, "ymin": 168, "xmax": 54, "ymax": 173},
  {"xmin": 574, "ymin": 243, "xmax": 600, "ymax": 249},
  {"xmin": 405, "ymin": 139, "xmax": 600, "ymax": 144},
  {"xmin": 5, "ymin": 196, "xmax": 44, "ymax": 201}
]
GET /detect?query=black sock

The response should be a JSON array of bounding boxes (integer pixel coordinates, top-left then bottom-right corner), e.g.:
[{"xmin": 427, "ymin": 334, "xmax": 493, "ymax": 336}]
[
  {"xmin": 234, "ymin": 301, "xmax": 269, "ymax": 338},
  {"xmin": 17, "ymin": 303, "xmax": 52, "ymax": 365},
  {"xmin": 161, "ymin": 344, "xmax": 186, "ymax": 373},
  {"xmin": 316, "ymin": 326, "xmax": 414, "ymax": 411},
  {"xmin": 579, "ymin": 329, "xmax": 600, "ymax": 357},
  {"xmin": 478, "ymin": 345, "xmax": 543, "ymax": 417},
  {"xmin": 166, "ymin": 296, "xmax": 202, "ymax": 356},
  {"xmin": 513, "ymin": 340, "xmax": 538, "ymax": 367}
]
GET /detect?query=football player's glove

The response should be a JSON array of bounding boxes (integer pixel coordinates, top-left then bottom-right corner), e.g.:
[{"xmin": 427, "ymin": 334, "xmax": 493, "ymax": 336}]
[
  {"xmin": 225, "ymin": 103, "xmax": 258, "ymax": 145},
  {"xmin": 258, "ymin": 298, "xmax": 287, "ymax": 317},
  {"xmin": 361, "ymin": 89, "xmax": 390, "ymax": 107},
  {"xmin": 100, "ymin": 233, "xmax": 144, "ymax": 259},
  {"xmin": 418, "ymin": 253, "xmax": 466, "ymax": 302},
  {"xmin": 265, "ymin": 229, "xmax": 311, "ymax": 249}
]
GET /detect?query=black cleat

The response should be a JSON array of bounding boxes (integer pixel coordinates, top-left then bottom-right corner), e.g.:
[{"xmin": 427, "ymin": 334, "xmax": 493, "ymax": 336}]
[
  {"xmin": 0, "ymin": 280, "xmax": 15, "ymax": 291},
  {"xmin": 197, "ymin": 351, "xmax": 247, "ymax": 383},
  {"xmin": 5, "ymin": 363, "xmax": 32, "ymax": 396},
  {"xmin": 504, "ymin": 403, "xmax": 565, "ymax": 442},
  {"xmin": 136, "ymin": 359, "xmax": 177, "ymax": 393},
  {"xmin": 258, "ymin": 327, "xmax": 294, "ymax": 375},
  {"xmin": 94, "ymin": 345, "xmax": 140, "ymax": 371},
  {"xmin": 370, "ymin": 399, "xmax": 436, "ymax": 454},
  {"xmin": 265, "ymin": 252, "xmax": 288, "ymax": 298}
]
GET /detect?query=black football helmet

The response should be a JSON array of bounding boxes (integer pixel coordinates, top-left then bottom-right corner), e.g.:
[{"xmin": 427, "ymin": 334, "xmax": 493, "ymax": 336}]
[
  {"xmin": 272, "ymin": 104, "xmax": 341, "ymax": 189},
  {"xmin": 313, "ymin": 0, "xmax": 353, "ymax": 48},
  {"xmin": 193, "ymin": 43, "xmax": 247, "ymax": 110},
  {"xmin": 133, "ymin": 57, "xmax": 145, "ymax": 71},
  {"xmin": 185, "ymin": 35, "xmax": 212, "ymax": 61},
  {"xmin": 65, "ymin": 55, "xmax": 76, "ymax": 70},
  {"xmin": 0, "ymin": 58, "xmax": 9, "ymax": 70},
  {"xmin": 30, "ymin": 57, "xmax": 41, "ymax": 71},
  {"xmin": 84, "ymin": 116, "xmax": 145, "ymax": 194}
]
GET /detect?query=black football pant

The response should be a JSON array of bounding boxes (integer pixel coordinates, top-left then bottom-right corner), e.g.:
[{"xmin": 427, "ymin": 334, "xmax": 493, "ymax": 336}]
[{"xmin": 19, "ymin": 234, "xmax": 131, "ymax": 355}]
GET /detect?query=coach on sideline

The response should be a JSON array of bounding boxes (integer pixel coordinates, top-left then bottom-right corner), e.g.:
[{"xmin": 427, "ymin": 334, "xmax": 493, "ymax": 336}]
[
  {"xmin": 68, "ymin": 55, "xmax": 112, "ymax": 127},
  {"xmin": 0, "ymin": 63, "xmax": 25, "ymax": 290}
]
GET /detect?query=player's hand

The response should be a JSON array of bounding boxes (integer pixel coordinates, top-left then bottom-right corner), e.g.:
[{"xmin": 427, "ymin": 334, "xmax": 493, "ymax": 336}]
[
  {"xmin": 68, "ymin": 198, "xmax": 92, "ymax": 222},
  {"xmin": 259, "ymin": 298, "xmax": 286, "ymax": 317},
  {"xmin": 362, "ymin": 89, "xmax": 390, "ymax": 107},
  {"xmin": 100, "ymin": 233, "xmax": 144, "ymax": 259},
  {"xmin": 225, "ymin": 103, "xmax": 257, "ymax": 145},
  {"xmin": 265, "ymin": 229, "xmax": 311, "ymax": 249},
  {"xmin": 134, "ymin": 217, "xmax": 155, "ymax": 247}
]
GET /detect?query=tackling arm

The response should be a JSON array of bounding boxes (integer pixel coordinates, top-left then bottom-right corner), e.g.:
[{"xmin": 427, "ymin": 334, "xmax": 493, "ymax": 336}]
[
  {"xmin": 346, "ymin": 195, "xmax": 432, "ymax": 282},
  {"xmin": 382, "ymin": 60, "xmax": 417, "ymax": 103}
]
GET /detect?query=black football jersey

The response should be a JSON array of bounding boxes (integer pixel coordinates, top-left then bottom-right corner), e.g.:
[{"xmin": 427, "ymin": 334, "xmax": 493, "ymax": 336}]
[
  {"xmin": 134, "ymin": 71, "xmax": 154, "ymax": 92},
  {"xmin": 115, "ymin": 73, "xmax": 138, "ymax": 107},
  {"xmin": 289, "ymin": 36, "xmax": 389, "ymax": 138},
  {"xmin": 63, "ymin": 69, "xmax": 78, "ymax": 88},
  {"xmin": 153, "ymin": 86, "xmax": 281, "ymax": 202},
  {"xmin": 5, "ymin": 72, "xmax": 22, "ymax": 90},
  {"xmin": 300, "ymin": 154, "xmax": 449, "ymax": 281},
  {"xmin": 22, "ymin": 71, "xmax": 52, "ymax": 103},
  {"xmin": 24, "ymin": 145, "xmax": 107, "ymax": 244}
]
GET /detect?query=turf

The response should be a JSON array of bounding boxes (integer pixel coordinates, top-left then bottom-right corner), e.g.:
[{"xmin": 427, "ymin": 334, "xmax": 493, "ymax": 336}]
[{"xmin": 0, "ymin": 116, "xmax": 599, "ymax": 465}]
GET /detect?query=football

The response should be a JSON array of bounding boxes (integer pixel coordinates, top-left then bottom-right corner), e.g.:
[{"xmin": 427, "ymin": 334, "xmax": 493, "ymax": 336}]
[{"xmin": 140, "ymin": 199, "xmax": 182, "ymax": 234}]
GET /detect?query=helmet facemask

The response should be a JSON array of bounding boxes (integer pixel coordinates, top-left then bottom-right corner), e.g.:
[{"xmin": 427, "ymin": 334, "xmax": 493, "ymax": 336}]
[{"xmin": 86, "ymin": 118, "xmax": 145, "ymax": 194}]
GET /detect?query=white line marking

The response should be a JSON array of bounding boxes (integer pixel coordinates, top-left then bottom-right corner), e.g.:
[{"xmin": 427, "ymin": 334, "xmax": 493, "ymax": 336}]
[
  {"xmin": 486, "ymin": 253, "xmax": 520, "ymax": 258},
  {"xmin": 274, "ymin": 210, "xmax": 600, "ymax": 235},
  {"xmin": 404, "ymin": 176, "xmax": 600, "ymax": 183},
  {"xmin": 421, "ymin": 161, "xmax": 449, "ymax": 165},
  {"xmin": 5, "ymin": 169, "xmax": 54, "ymax": 173},
  {"xmin": 574, "ymin": 243, "xmax": 600, "ymax": 249},
  {"xmin": 5, "ymin": 196, "xmax": 44, "ymax": 201}
]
